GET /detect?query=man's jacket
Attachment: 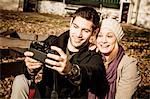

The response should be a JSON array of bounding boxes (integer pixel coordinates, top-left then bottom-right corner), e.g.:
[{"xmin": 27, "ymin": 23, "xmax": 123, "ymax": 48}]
[{"xmin": 27, "ymin": 30, "xmax": 108, "ymax": 98}]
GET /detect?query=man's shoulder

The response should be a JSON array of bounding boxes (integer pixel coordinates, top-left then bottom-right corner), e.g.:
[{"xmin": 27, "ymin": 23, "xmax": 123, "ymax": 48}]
[
  {"xmin": 78, "ymin": 50, "xmax": 102, "ymax": 62},
  {"xmin": 44, "ymin": 30, "xmax": 69, "ymax": 45},
  {"xmin": 58, "ymin": 30, "xmax": 69, "ymax": 38},
  {"xmin": 44, "ymin": 35, "xmax": 58, "ymax": 44}
]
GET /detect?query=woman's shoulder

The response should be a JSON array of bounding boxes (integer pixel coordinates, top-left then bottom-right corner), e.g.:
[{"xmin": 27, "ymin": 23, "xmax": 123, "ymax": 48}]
[
  {"xmin": 117, "ymin": 54, "xmax": 138, "ymax": 73},
  {"xmin": 120, "ymin": 54, "xmax": 137, "ymax": 66},
  {"xmin": 123, "ymin": 54, "xmax": 137, "ymax": 61}
]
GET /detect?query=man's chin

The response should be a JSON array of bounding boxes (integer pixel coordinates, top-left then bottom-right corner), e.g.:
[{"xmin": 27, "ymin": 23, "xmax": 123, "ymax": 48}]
[
  {"xmin": 74, "ymin": 44, "xmax": 82, "ymax": 48},
  {"xmin": 71, "ymin": 39, "xmax": 88, "ymax": 49},
  {"xmin": 76, "ymin": 42, "xmax": 88, "ymax": 49}
]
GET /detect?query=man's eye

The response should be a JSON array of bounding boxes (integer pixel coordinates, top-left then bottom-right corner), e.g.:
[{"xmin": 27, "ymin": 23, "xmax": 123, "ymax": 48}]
[
  {"xmin": 73, "ymin": 24, "xmax": 78, "ymax": 28},
  {"xmin": 84, "ymin": 30, "xmax": 90, "ymax": 33},
  {"xmin": 82, "ymin": 29, "xmax": 91, "ymax": 33}
]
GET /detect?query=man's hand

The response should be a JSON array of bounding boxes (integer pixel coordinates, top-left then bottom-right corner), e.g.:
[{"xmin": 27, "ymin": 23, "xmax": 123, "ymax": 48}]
[
  {"xmin": 24, "ymin": 51, "xmax": 43, "ymax": 70},
  {"xmin": 45, "ymin": 46, "xmax": 72, "ymax": 75}
]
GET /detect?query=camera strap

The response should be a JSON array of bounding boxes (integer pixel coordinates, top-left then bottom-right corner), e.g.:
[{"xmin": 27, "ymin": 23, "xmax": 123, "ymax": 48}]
[{"xmin": 51, "ymin": 70, "xmax": 58, "ymax": 99}]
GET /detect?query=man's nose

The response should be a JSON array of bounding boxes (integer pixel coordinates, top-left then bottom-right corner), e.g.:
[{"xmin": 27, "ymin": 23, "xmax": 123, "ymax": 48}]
[{"xmin": 76, "ymin": 29, "xmax": 82, "ymax": 37}]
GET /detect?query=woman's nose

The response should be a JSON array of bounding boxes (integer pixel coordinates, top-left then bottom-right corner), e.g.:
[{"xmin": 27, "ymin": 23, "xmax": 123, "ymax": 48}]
[{"xmin": 101, "ymin": 37, "xmax": 107, "ymax": 43}]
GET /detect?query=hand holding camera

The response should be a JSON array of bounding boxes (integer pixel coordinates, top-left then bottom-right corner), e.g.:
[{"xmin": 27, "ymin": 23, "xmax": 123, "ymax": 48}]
[
  {"xmin": 24, "ymin": 41, "xmax": 55, "ymax": 70},
  {"xmin": 24, "ymin": 41, "xmax": 71, "ymax": 75}
]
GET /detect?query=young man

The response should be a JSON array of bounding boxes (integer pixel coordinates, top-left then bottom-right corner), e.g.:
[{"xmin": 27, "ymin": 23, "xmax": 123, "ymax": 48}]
[{"xmin": 11, "ymin": 7, "xmax": 107, "ymax": 99}]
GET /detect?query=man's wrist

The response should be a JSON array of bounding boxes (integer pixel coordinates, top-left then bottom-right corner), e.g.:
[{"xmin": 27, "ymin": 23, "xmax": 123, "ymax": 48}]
[{"xmin": 66, "ymin": 64, "xmax": 80, "ymax": 79}]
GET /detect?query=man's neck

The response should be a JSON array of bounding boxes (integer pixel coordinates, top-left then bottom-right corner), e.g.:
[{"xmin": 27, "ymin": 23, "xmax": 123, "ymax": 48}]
[{"xmin": 67, "ymin": 38, "xmax": 79, "ymax": 53}]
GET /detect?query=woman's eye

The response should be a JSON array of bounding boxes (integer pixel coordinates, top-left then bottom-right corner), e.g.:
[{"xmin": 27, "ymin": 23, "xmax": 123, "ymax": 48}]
[
  {"xmin": 107, "ymin": 35, "xmax": 113, "ymax": 38},
  {"xmin": 98, "ymin": 35, "xmax": 102, "ymax": 37}
]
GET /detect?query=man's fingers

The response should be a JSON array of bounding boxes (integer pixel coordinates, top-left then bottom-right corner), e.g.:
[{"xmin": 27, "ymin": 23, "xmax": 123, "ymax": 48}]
[
  {"xmin": 27, "ymin": 64, "xmax": 42, "ymax": 69},
  {"xmin": 45, "ymin": 58, "xmax": 60, "ymax": 66},
  {"xmin": 47, "ymin": 53, "xmax": 63, "ymax": 61},
  {"xmin": 25, "ymin": 57, "xmax": 42, "ymax": 69},
  {"xmin": 45, "ymin": 65, "xmax": 64, "ymax": 75},
  {"xmin": 25, "ymin": 57, "xmax": 38, "ymax": 63},
  {"xmin": 48, "ymin": 46, "xmax": 67, "ymax": 62},
  {"xmin": 89, "ymin": 44, "xmax": 96, "ymax": 51},
  {"xmin": 25, "ymin": 60, "xmax": 42, "ymax": 69},
  {"xmin": 96, "ymin": 48, "xmax": 99, "ymax": 52},
  {"xmin": 24, "ymin": 51, "xmax": 34, "ymax": 57},
  {"xmin": 51, "ymin": 46, "xmax": 66, "ymax": 57}
]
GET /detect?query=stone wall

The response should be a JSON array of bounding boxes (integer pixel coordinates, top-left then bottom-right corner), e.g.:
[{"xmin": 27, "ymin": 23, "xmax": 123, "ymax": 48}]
[
  {"xmin": 0, "ymin": 0, "xmax": 149, "ymax": 29},
  {"xmin": 137, "ymin": 0, "xmax": 150, "ymax": 29},
  {"xmin": 99, "ymin": 7, "xmax": 120, "ymax": 21},
  {"xmin": 37, "ymin": 1, "xmax": 66, "ymax": 15},
  {"xmin": 0, "ymin": 0, "xmax": 21, "ymax": 11}
]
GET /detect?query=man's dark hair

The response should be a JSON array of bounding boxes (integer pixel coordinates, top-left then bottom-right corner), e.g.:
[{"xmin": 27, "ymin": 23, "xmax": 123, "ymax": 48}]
[{"xmin": 72, "ymin": 6, "xmax": 100, "ymax": 30}]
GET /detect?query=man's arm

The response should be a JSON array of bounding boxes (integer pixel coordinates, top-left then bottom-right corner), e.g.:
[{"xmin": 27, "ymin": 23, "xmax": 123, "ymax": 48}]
[
  {"xmin": 84, "ymin": 53, "xmax": 108, "ymax": 97},
  {"xmin": 24, "ymin": 35, "xmax": 58, "ymax": 79}
]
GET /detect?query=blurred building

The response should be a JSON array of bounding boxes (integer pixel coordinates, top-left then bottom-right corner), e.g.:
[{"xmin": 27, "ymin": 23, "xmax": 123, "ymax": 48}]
[{"xmin": 0, "ymin": 0, "xmax": 149, "ymax": 29}]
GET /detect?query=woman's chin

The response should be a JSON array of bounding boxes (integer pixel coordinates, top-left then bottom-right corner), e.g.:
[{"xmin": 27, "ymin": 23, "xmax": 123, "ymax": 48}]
[{"xmin": 100, "ymin": 49, "xmax": 110, "ymax": 54}]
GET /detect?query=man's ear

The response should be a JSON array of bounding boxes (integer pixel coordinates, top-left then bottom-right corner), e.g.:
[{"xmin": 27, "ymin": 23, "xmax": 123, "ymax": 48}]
[
  {"xmin": 93, "ymin": 27, "xmax": 100, "ymax": 36},
  {"xmin": 70, "ymin": 18, "xmax": 73, "ymax": 26},
  {"xmin": 89, "ymin": 27, "xmax": 100, "ymax": 44}
]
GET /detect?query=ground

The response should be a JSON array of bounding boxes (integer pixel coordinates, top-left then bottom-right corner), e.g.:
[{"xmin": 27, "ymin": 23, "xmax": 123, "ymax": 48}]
[{"xmin": 0, "ymin": 10, "xmax": 150, "ymax": 98}]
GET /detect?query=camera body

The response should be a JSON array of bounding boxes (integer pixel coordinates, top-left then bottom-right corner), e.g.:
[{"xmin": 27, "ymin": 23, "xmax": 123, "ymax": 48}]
[{"xmin": 29, "ymin": 41, "xmax": 56, "ymax": 64}]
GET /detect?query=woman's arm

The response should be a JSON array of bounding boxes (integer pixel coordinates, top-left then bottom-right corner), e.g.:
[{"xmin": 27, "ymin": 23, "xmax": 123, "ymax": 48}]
[{"xmin": 115, "ymin": 56, "xmax": 141, "ymax": 99}]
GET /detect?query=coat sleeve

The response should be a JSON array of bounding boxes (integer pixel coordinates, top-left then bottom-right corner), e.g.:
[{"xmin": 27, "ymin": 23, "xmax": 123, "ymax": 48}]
[
  {"xmin": 115, "ymin": 56, "xmax": 141, "ymax": 99},
  {"xmin": 80, "ymin": 52, "xmax": 108, "ymax": 98}
]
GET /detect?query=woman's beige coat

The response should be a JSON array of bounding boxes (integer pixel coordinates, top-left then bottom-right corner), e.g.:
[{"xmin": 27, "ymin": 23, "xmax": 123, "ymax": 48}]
[{"xmin": 115, "ymin": 54, "xmax": 141, "ymax": 99}]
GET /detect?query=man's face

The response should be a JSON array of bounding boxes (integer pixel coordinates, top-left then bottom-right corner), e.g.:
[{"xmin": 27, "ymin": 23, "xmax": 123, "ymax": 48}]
[{"xmin": 69, "ymin": 16, "xmax": 94, "ymax": 48}]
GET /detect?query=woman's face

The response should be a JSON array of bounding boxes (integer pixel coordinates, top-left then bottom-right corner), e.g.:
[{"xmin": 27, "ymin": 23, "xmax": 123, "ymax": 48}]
[{"xmin": 96, "ymin": 28, "xmax": 117, "ymax": 54}]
